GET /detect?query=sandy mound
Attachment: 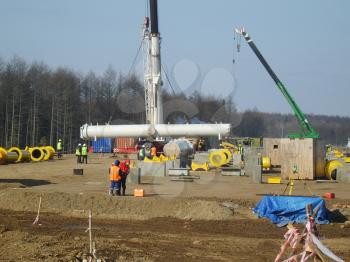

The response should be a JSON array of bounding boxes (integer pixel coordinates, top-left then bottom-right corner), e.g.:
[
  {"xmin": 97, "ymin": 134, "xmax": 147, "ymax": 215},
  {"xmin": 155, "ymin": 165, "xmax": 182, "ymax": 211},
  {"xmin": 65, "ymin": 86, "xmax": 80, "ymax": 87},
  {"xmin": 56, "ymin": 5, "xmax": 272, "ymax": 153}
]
[{"xmin": 0, "ymin": 190, "xmax": 233, "ymax": 220}]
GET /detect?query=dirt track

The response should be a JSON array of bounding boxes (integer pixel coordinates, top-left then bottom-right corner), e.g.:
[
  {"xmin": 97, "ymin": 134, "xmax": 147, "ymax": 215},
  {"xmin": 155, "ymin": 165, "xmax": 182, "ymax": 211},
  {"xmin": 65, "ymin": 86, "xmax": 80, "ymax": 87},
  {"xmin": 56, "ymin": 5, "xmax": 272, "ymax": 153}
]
[
  {"xmin": 0, "ymin": 210, "xmax": 349, "ymax": 261},
  {"xmin": 0, "ymin": 154, "xmax": 349, "ymax": 261}
]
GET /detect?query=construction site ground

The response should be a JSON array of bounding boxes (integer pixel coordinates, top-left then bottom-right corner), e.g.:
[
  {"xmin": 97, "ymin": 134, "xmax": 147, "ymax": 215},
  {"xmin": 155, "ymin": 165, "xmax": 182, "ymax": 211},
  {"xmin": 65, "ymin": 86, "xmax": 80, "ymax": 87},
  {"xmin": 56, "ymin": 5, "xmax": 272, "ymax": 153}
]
[{"xmin": 0, "ymin": 154, "xmax": 349, "ymax": 261}]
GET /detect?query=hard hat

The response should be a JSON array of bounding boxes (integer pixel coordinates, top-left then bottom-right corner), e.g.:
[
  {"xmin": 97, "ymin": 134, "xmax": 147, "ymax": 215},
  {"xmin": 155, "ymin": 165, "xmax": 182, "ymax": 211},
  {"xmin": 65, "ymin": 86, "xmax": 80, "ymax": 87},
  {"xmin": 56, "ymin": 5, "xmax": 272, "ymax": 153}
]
[
  {"xmin": 83, "ymin": 144, "xmax": 86, "ymax": 146},
  {"xmin": 59, "ymin": 139, "xmax": 62, "ymax": 142},
  {"xmin": 78, "ymin": 143, "xmax": 81, "ymax": 146},
  {"xmin": 114, "ymin": 160, "xmax": 120, "ymax": 166}
]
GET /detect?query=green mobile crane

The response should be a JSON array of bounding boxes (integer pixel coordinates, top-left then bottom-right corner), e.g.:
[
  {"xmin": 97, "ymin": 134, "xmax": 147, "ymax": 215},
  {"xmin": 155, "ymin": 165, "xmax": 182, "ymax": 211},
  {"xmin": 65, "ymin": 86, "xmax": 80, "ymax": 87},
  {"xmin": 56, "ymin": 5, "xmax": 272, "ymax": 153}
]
[{"xmin": 235, "ymin": 28, "xmax": 319, "ymax": 139}]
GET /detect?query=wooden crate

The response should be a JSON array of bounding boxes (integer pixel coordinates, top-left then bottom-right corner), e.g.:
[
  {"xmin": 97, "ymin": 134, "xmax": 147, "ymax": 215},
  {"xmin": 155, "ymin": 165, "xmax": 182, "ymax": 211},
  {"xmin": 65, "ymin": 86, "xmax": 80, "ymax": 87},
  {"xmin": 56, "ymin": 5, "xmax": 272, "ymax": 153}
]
[{"xmin": 263, "ymin": 138, "xmax": 325, "ymax": 180}]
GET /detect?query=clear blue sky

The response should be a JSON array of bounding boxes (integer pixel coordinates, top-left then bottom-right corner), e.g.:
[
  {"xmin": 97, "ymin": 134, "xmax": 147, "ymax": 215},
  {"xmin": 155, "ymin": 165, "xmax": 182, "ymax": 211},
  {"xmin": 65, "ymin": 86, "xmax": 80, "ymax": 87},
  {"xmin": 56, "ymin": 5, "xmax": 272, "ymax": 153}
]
[{"xmin": 1, "ymin": 0, "xmax": 349, "ymax": 116}]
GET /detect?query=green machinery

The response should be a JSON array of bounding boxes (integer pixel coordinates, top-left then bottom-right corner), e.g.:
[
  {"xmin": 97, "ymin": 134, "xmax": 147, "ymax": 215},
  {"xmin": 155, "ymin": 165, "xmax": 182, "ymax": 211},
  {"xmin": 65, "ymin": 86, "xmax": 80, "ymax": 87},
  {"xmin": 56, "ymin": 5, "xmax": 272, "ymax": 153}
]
[{"xmin": 235, "ymin": 28, "xmax": 319, "ymax": 139}]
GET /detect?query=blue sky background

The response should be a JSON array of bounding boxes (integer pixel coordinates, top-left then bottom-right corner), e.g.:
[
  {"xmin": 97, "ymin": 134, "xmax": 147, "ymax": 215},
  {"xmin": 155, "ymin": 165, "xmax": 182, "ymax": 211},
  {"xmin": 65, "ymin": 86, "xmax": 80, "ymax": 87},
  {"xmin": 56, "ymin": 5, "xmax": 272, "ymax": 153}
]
[{"xmin": 0, "ymin": 0, "xmax": 349, "ymax": 116}]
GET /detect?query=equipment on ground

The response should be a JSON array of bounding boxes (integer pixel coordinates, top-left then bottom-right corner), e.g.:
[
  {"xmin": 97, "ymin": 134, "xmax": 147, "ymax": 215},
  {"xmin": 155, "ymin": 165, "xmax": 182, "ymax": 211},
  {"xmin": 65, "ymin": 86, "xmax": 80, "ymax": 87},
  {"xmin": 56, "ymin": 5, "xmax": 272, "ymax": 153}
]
[
  {"xmin": 267, "ymin": 177, "xmax": 281, "ymax": 184},
  {"xmin": 235, "ymin": 28, "xmax": 319, "ymax": 139},
  {"xmin": 209, "ymin": 149, "xmax": 232, "ymax": 168},
  {"xmin": 262, "ymin": 156, "xmax": 271, "ymax": 171},
  {"xmin": 191, "ymin": 162, "xmax": 209, "ymax": 171},
  {"xmin": 254, "ymin": 196, "xmax": 328, "ymax": 227},
  {"xmin": 0, "ymin": 147, "xmax": 17, "ymax": 164},
  {"xmin": 163, "ymin": 139, "xmax": 193, "ymax": 159},
  {"xmin": 8, "ymin": 147, "xmax": 31, "ymax": 163},
  {"xmin": 219, "ymin": 141, "xmax": 238, "ymax": 153},
  {"xmin": 28, "ymin": 147, "xmax": 45, "ymax": 162},
  {"xmin": 168, "ymin": 168, "xmax": 199, "ymax": 182},
  {"xmin": 134, "ymin": 188, "xmax": 145, "ymax": 197},
  {"xmin": 282, "ymin": 178, "xmax": 314, "ymax": 196}
]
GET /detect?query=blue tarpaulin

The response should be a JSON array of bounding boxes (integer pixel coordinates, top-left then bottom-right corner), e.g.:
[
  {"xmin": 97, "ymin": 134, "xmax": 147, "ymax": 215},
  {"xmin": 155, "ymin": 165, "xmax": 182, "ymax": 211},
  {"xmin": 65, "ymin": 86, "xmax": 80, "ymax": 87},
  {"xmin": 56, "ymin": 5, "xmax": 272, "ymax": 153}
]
[{"xmin": 253, "ymin": 195, "xmax": 329, "ymax": 227}]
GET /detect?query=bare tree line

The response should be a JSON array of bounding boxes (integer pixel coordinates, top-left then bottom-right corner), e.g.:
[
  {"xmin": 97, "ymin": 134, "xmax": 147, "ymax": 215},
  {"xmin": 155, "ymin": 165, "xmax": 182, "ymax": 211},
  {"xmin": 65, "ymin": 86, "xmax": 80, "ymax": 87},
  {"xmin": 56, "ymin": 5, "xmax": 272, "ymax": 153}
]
[{"xmin": 0, "ymin": 56, "xmax": 348, "ymax": 152}]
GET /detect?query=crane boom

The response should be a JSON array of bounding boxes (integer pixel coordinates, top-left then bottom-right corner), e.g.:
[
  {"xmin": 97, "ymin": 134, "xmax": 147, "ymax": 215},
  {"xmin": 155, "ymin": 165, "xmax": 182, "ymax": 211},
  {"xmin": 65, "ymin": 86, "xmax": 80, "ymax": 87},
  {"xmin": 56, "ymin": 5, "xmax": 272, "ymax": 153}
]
[{"xmin": 235, "ymin": 28, "xmax": 319, "ymax": 139}]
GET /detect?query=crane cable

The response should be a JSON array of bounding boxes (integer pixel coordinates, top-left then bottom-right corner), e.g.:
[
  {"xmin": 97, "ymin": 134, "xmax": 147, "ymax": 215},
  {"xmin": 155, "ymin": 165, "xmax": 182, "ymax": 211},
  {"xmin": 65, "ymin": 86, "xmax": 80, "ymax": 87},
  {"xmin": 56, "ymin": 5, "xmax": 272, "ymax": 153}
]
[
  {"xmin": 127, "ymin": 36, "xmax": 145, "ymax": 77},
  {"xmin": 128, "ymin": 0, "xmax": 150, "ymax": 76},
  {"xmin": 161, "ymin": 63, "xmax": 176, "ymax": 96}
]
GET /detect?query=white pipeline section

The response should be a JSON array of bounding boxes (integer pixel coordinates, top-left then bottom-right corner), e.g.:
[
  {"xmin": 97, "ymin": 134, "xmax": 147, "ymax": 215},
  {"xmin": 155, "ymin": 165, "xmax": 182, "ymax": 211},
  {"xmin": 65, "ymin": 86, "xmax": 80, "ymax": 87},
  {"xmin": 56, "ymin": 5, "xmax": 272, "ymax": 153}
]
[{"xmin": 80, "ymin": 123, "xmax": 231, "ymax": 139}]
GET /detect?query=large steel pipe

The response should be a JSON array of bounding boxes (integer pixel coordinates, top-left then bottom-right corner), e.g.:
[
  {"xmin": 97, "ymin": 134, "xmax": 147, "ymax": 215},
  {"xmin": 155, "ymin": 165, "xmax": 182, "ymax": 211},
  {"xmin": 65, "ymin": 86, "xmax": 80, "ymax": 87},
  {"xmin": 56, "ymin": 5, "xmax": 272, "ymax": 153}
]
[
  {"xmin": 8, "ymin": 147, "xmax": 31, "ymax": 163},
  {"xmin": 0, "ymin": 147, "xmax": 7, "ymax": 165},
  {"xmin": 28, "ymin": 147, "xmax": 45, "ymax": 162},
  {"xmin": 80, "ymin": 123, "xmax": 231, "ymax": 139},
  {"xmin": 41, "ymin": 146, "xmax": 55, "ymax": 161},
  {"xmin": 0, "ymin": 147, "xmax": 17, "ymax": 164}
]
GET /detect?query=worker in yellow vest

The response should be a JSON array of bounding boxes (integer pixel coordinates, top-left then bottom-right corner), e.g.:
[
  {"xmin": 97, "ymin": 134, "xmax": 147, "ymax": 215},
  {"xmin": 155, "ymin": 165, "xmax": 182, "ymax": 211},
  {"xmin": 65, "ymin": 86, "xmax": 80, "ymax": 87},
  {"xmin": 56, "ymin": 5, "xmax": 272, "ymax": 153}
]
[
  {"xmin": 109, "ymin": 160, "xmax": 122, "ymax": 196},
  {"xmin": 56, "ymin": 139, "xmax": 63, "ymax": 159},
  {"xmin": 75, "ymin": 143, "xmax": 82, "ymax": 163},
  {"xmin": 81, "ymin": 143, "xmax": 88, "ymax": 164}
]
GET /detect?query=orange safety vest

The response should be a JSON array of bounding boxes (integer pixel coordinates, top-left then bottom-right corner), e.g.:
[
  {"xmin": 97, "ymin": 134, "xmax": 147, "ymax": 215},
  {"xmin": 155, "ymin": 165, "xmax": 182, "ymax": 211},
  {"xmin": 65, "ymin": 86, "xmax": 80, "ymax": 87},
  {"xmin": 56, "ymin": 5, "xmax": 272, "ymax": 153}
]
[
  {"xmin": 109, "ymin": 166, "xmax": 121, "ymax": 181},
  {"xmin": 151, "ymin": 147, "xmax": 157, "ymax": 156}
]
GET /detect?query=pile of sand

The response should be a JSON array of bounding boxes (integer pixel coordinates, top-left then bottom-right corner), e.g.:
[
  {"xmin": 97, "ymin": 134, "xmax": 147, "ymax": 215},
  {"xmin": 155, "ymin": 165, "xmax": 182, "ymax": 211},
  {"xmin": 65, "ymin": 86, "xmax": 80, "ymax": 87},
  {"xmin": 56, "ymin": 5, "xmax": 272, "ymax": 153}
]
[{"xmin": 0, "ymin": 190, "xmax": 234, "ymax": 220}]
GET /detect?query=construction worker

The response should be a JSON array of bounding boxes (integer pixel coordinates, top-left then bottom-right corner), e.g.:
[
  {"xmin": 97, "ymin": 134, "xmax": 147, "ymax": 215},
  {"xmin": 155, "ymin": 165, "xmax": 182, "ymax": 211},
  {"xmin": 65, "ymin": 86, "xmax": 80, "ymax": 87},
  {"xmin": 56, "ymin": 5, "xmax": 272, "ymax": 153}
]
[
  {"xmin": 75, "ymin": 143, "xmax": 82, "ymax": 163},
  {"xmin": 238, "ymin": 143, "xmax": 244, "ymax": 161},
  {"xmin": 109, "ymin": 160, "xmax": 122, "ymax": 196},
  {"xmin": 151, "ymin": 145, "xmax": 157, "ymax": 158},
  {"xmin": 119, "ymin": 159, "xmax": 130, "ymax": 196},
  {"xmin": 56, "ymin": 139, "xmax": 63, "ymax": 159},
  {"xmin": 138, "ymin": 146, "xmax": 145, "ymax": 160},
  {"xmin": 81, "ymin": 143, "xmax": 88, "ymax": 164}
]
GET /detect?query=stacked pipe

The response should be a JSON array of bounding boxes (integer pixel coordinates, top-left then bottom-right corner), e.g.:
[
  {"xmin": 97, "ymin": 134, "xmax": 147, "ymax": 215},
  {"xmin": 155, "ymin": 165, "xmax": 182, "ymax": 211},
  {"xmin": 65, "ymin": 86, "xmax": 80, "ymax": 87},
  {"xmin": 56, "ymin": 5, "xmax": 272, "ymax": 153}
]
[{"xmin": 0, "ymin": 146, "xmax": 56, "ymax": 165}]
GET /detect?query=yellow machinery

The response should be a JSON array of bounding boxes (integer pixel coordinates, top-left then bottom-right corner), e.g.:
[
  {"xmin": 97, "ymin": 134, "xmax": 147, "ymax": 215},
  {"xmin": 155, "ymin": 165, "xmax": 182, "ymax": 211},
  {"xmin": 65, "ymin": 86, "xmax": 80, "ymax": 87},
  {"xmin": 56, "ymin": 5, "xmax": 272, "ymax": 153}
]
[
  {"xmin": 191, "ymin": 162, "xmax": 209, "ymax": 171},
  {"xmin": 144, "ymin": 156, "xmax": 161, "ymax": 162},
  {"xmin": 267, "ymin": 177, "xmax": 281, "ymax": 184},
  {"xmin": 262, "ymin": 157, "xmax": 271, "ymax": 171},
  {"xmin": 209, "ymin": 149, "xmax": 232, "ymax": 168},
  {"xmin": 343, "ymin": 153, "xmax": 350, "ymax": 163},
  {"xmin": 8, "ymin": 147, "xmax": 31, "ymax": 163},
  {"xmin": 325, "ymin": 160, "xmax": 343, "ymax": 180},
  {"xmin": 220, "ymin": 142, "xmax": 238, "ymax": 153},
  {"xmin": 143, "ymin": 154, "xmax": 176, "ymax": 163}
]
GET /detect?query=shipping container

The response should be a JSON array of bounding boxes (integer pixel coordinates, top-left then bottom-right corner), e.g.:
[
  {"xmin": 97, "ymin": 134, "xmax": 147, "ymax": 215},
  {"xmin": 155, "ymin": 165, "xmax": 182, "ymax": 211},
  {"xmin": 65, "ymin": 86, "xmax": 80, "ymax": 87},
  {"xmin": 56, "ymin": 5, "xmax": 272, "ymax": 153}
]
[
  {"xmin": 91, "ymin": 138, "xmax": 112, "ymax": 153},
  {"xmin": 114, "ymin": 137, "xmax": 137, "ymax": 153},
  {"xmin": 115, "ymin": 137, "xmax": 136, "ymax": 149}
]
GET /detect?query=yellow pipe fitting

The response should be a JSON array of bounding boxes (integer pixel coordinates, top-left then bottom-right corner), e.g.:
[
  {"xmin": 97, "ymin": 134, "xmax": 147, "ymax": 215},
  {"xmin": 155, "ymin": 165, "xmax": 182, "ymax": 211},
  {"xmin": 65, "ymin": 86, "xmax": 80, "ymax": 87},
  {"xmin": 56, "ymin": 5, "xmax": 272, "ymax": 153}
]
[
  {"xmin": 8, "ymin": 147, "xmax": 31, "ymax": 163},
  {"xmin": 40, "ymin": 146, "xmax": 55, "ymax": 161},
  {"xmin": 0, "ymin": 147, "xmax": 7, "ymax": 165},
  {"xmin": 262, "ymin": 157, "xmax": 271, "ymax": 171},
  {"xmin": 191, "ymin": 162, "xmax": 209, "ymax": 171},
  {"xmin": 325, "ymin": 160, "xmax": 343, "ymax": 180},
  {"xmin": 28, "ymin": 147, "xmax": 45, "ymax": 162}
]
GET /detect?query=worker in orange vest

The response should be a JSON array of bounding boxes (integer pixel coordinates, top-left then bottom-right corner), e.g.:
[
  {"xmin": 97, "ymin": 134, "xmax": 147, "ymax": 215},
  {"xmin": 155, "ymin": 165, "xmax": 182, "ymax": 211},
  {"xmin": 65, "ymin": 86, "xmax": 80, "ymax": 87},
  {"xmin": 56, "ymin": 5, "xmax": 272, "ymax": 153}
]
[
  {"xmin": 109, "ymin": 160, "xmax": 122, "ymax": 196},
  {"xmin": 151, "ymin": 145, "xmax": 157, "ymax": 157},
  {"xmin": 119, "ymin": 159, "xmax": 130, "ymax": 196}
]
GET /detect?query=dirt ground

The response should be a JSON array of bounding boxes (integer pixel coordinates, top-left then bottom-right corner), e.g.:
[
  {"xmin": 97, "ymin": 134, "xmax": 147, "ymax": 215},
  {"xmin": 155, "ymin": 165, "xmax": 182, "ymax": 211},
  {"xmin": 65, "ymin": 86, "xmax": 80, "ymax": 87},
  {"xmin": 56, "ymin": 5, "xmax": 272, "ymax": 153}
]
[{"xmin": 0, "ymin": 154, "xmax": 349, "ymax": 261}]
